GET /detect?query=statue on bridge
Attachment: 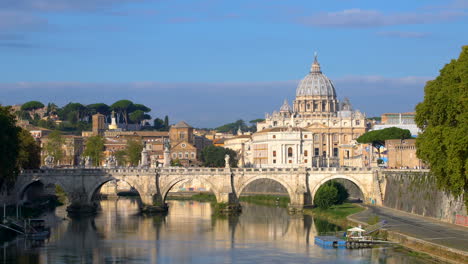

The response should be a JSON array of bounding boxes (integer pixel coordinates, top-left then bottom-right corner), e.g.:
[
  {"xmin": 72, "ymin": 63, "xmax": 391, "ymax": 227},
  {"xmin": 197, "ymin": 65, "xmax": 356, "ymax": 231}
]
[
  {"xmin": 163, "ymin": 138, "xmax": 171, "ymax": 167},
  {"xmin": 84, "ymin": 156, "xmax": 92, "ymax": 168},
  {"xmin": 44, "ymin": 155, "xmax": 54, "ymax": 168},
  {"xmin": 106, "ymin": 155, "xmax": 117, "ymax": 168},
  {"xmin": 225, "ymin": 154, "xmax": 230, "ymax": 168}
]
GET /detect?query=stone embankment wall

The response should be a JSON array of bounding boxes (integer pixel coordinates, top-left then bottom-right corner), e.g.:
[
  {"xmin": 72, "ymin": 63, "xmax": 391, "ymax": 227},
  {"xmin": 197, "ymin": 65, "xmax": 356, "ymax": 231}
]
[{"xmin": 380, "ymin": 170, "xmax": 467, "ymax": 225}]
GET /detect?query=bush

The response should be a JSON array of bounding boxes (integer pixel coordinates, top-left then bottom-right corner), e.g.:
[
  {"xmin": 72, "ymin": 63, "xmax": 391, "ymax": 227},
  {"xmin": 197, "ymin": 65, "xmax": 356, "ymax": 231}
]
[{"xmin": 314, "ymin": 181, "xmax": 349, "ymax": 209}]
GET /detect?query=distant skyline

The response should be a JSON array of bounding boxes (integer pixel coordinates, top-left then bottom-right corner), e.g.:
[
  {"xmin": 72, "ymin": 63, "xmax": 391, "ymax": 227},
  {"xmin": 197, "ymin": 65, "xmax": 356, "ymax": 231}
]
[{"xmin": 1, "ymin": 0, "xmax": 467, "ymax": 127}]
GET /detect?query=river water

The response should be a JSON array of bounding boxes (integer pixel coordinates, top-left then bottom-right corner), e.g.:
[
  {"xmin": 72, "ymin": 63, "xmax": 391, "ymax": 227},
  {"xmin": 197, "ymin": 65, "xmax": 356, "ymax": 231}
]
[{"xmin": 1, "ymin": 198, "xmax": 431, "ymax": 264}]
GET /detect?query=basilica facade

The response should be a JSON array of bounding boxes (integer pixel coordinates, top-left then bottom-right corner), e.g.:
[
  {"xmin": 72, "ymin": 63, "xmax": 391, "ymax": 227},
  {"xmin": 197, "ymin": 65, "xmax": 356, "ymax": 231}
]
[{"xmin": 228, "ymin": 55, "xmax": 368, "ymax": 167}]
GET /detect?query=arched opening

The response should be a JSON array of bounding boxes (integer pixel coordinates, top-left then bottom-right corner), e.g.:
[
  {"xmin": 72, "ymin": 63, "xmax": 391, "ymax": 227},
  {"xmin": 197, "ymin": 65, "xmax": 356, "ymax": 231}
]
[
  {"xmin": 312, "ymin": 177, "xmax": 365, "ymax": 206},
  {"xmin": 20, "ymin": 180, "xmax": 69, "ymax": 210},
  {"xmin": 89, "ymin": 179, "xmax": 144, "ymax": 212},
  {"xmin": 163, "ymin": 177, "xmax": 218, "ymax": 203},
  {"xmin": 238, "ymin": 178, "xmax": 292, "ymax": 207}
]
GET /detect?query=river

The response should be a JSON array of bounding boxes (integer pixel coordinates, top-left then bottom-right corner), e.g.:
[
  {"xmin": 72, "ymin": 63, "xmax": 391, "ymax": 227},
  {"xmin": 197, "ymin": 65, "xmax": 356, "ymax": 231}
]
[{"xmin": 1, "ymin": 198, "xmax": 432, "ymax": 263}]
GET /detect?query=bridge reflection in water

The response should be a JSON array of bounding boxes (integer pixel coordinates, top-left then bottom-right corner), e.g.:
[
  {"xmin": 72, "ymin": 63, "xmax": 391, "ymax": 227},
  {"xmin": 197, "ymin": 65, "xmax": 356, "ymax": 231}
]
[{"xmin": 2, "ymin": 199, "xmax": 428, "ymax": 264}]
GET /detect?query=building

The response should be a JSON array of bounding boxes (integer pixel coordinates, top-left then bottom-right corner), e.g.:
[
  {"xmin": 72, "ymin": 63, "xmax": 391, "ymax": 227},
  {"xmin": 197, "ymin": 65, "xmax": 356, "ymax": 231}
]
[
  {"xmin": 92, "ymin": 113, "xmax": 106, "ymax": 136},
  {"xmin": 372, "ymin": 112, "xmax": 420, "ymax": 136},
  {"xmin": 223, "ymin": 133, "xmax": 252, "ymax": 167},
  {"xmin": 386, "ymin": 139, "xmax": 425, "ymax": 169},
  {"xmin": 247, "ymin": 55, "xmax": 367, "ymax": 167},
  {"xmin": 169, "ymin": 121, "xmax": 213, "ymax": 166}
]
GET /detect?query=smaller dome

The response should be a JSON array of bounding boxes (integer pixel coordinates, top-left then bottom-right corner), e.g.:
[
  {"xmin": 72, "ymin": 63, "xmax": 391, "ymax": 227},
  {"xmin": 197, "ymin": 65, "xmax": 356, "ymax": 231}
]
[{"xmin": 280, "ymin": 99, "xmax": 292, "ymax": 112}]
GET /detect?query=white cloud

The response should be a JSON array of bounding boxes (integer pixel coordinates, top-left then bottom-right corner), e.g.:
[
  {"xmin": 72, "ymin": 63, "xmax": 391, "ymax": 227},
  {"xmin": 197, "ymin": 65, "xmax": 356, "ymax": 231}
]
[
  {"xmin": 376, "ymin": 31, "xmax": 431, "ymax": 39},
  {"xmin": 298, "ymin": 8, "xmax": 466, "ymax": 28}
]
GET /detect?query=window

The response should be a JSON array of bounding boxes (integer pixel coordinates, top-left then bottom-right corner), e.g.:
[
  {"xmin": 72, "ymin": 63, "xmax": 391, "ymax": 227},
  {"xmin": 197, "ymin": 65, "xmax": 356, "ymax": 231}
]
[
  {"xmin": 304, "ymin": 135, "xmax": 308, "ymax": 138},
  {"xmin": 178, "ymin": 152, "xmax": 182, "ymax": 158},
  {"xmin": 273, "ymin": 159, "xmax": 276, "ymax": 164},
  {"xmin": 185, "ymin": 152, "xmax": 189, "ymax": 158},
  {"xmin": 273, "ymin": 151, "xmax": 277, "ymax": 157},
  {"xmin": 322, "ymin": 102, "xmax": 326, "ymax": 111},
  {"xmin": 304, "ymin": 159, "xmax": 308, "ymax": 163},
  {"xmin": 356, "ymin": 120, "xmax": 361, "ymax": 126},
  {"xmin": 273, "ymin": 121, "xmax": 278, "ymax": 126},
  {"xmin": 314, "ymin": 134, "xmax": 319, "ymax": 141},
  {"xmin": 191, "ymin": 152, "xmax": 195, "ymax": 158},
  {"xmin": 307, "ymin": 103, "xmax": 310, "ymax": 109},
  {"xmin": 173, "ymin": 153, "xmax": 177, "ymax": 158},
  {"xmin": 288, "ymin": 160, "xmax": 292, "ymax": 164},
  {"xmin": 333, "ymin": 148, "xmax": 338, "ymax": 157},
  {"xmin": 333, "ymin": 134, "xmax": 338, "ymax": 141},
  {"xmin": 322, "ymin": 151, "xmax": 326, "ymax": 156},
  {"xmin": 180, "ymin": 133, "xmax": 185, "ymax": 139},
  {"xmin": 314, "ymin": 148, "xmax": 319, "ymax": 156},
  {"xmin": 322, "ymin": 134, "xmax": 327, "ymax": 142},
  {"xmin": 288, "ymin": 147, "xmax": 293, "ymax": 157},
  {"xmin": 273, "ymin": 135, "xmax": 276, "ymax": 139},
  {"xmin": 304, "ymin": 150, "xmax": 308, "ymax": 157}
]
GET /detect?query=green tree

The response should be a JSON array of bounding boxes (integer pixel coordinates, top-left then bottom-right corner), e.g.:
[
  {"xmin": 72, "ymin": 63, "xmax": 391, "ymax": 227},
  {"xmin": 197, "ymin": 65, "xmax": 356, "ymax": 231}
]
[
  {"xmin": 415, "ymin": 46, "xmax": 468, "ymax": 209},
  {"xmin": 356, "ymin": 127, "xmax": 411, "ymax": 158},
  {"xmin": 164, "ymin": 115, "xmax": 169, "ymax": 131},
  {"xmin": 125, "ymin": 139, "xmax": 143, "ymax": 166},
  {"xmin": 83, "ymin": 135, "xmax": 105, "ymax": 166},
  {"xmin": 87, "ymin": 103, "xmax": 110, "ymax": 117},
  {"xmin": 111, "ymin": 100, "xmax": 134, "ymax": 127},
  {"xmin": 314, "ymin": 183, "xmax": 338, "ymax": 209},
  {"xmin": 153, "ymin": 118, "xmax": 164, "ymax": 130},
  {"xmin": 45, "ymin": 131, "xmax": 64, "ymax": 165},
  {"xmin": 132, "ymin": 104, "xmax": 151, "ymax": 113},
  {"xmin": 129, "ymin": 110, "xmax": 145, "ymax": 124},
  {"xmin": 0, "ymin": 105, "xmax": 21, "ymax": 188},
  {"xmin": 314, "ymin": 181, "xmax": 349, "ymax": 209},
  {"xmin": 17, "ymin": 129, "xmax": 41, "ymax": 170},
  {"xmin": 21, "ymin": 101, "xmax": 44, "ymax": 119},
  {"xmin": 114, "ymin": 150, "xmax": 128, "ymax": 166},
  {"xmin": 201, "ymin": 145, "xmax": 237, "ymax": 167}
]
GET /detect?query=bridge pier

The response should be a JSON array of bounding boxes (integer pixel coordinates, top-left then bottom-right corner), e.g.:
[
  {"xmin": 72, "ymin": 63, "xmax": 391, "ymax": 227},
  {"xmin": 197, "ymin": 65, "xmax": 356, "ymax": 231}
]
[
  {"xmin": 140, "ymin": 194, "xmax": 168, "ymax": 213},
  {"xmin": 66, "ymin": 202, "xmax": 98, "ymax": 215},
  {"xmin": 216, "ymin": 192, "xmax": 242, "ymax": 213}
]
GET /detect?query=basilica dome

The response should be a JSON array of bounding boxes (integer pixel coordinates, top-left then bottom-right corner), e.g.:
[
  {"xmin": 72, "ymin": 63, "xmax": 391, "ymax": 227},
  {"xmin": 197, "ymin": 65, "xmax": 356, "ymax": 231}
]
[{"xmin": 296, "ymin": 55, "xmax": 337, "ymax": 98}]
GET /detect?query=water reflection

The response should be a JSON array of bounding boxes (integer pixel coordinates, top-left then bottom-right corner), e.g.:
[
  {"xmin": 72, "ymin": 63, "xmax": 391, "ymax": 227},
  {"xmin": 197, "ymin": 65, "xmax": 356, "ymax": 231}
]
[{"xmin": 1, "ymin": 198, "xmax": 433, "ymax": 264}]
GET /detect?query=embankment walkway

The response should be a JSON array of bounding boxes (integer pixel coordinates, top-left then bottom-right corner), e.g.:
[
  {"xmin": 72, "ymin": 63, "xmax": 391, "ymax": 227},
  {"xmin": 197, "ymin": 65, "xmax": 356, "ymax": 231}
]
[{"xmin": 349, "ymin": 205, "xmax": 468, "ymax": 263}]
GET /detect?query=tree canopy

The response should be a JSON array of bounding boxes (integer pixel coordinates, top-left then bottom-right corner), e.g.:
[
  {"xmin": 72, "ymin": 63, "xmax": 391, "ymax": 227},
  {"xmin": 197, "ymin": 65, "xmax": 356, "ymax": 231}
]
[
  {"xmin": 415, "ymin": 46, "xmax": 468, "ymax": 209},
  {"xmin": 125, "ymin": 139, "xmax": 143, "ymax": 166},
  {"xmin": 314, "ymin": 181, "xmax": 349, "ymax": 209},
  {"xmin": 216, "ymin": 119, "xmax": 261, "ymax": 134},
  {"xmin": 17, "ymin": 129, "xmax": 41, "ymax": 170},
  {"xmin": 45, "ymin": 131, "xmax": 65, "ymax": 164},
  {"xmin": 0, "ymin": 105, "xmax": 21, "ymax": 188},
  {"xmin": 201, "ymin": 145, "xmax": 237, "ymax": 167},
  {"xmin": 0, "ymin": 106, "xmax": 40, "ymax": 188},
  {"xmin": 357, "ymin": 127, "xmax": 412, "ymax": 157},
  {"xmin": 83, "ymin": 135, "xmax": 105, "ymax": 166}
]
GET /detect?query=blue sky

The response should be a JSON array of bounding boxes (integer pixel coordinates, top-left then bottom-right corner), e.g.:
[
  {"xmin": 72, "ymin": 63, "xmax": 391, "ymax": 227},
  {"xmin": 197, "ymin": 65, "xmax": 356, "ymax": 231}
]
[{"xmin": 1, "ymin": 0, "xmax": 467, "ymax": 127}]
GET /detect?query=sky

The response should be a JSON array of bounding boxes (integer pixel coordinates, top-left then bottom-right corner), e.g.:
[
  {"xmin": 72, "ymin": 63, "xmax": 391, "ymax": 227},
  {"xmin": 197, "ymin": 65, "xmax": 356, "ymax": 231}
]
[{"xmin": 0, "ymin": 0, "xmax": 467, "ymax": 127}]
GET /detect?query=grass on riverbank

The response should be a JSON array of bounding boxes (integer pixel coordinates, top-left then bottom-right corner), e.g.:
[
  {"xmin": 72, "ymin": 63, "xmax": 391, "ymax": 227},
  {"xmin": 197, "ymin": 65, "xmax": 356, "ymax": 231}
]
[
  {"xmin": 166, "ymin": 193, "xmax": 217, "ymax": 202},
  {"xmin": 239, "ymin": 195, "xmax": 290, "ymax": 207},
  {"xmin": 304, "ymin": 203, "xmax": 364, "ymax": 227}
]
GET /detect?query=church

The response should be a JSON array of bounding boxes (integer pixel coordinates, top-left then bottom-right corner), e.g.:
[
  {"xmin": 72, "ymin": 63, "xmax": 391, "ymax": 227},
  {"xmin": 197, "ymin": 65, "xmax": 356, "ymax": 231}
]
[{"xmin": 228, "ymin": 55, "xmax": 368, "ymax": 167}]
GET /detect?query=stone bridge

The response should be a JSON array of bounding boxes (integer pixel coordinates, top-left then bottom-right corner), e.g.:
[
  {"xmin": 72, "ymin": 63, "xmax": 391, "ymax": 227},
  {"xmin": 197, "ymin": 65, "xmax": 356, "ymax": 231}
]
[{"xmin": 15, "ymin": 167, "xmax": 383, "ymax": 213}]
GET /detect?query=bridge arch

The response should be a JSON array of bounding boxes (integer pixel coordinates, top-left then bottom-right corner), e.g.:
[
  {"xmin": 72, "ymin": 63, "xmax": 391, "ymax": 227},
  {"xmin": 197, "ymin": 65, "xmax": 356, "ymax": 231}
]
[
  {"xmin": 236, "ymin": 176, "xmax": 294, "ymax": 200},
  {"xmin": 18, "ymin": 178, "xmax": 69, "ymax": 202},
  {"xmin": 87, "ymin": 177, "xmax": 144, "ymax": 204},
  {"xmin": 310, "ymin": 175, "xmax": 368, "ymax": 205},
  {"xmin": 161, "ymin": 175, "xmax": 221, "ymax": 203}
]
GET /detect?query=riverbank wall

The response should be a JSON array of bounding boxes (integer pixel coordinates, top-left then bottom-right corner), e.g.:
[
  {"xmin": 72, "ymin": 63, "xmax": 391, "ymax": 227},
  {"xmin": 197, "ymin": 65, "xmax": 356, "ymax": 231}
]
[{"xmin": 379, "ymin": 170, "xmax": 467, "ymax": 226}]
